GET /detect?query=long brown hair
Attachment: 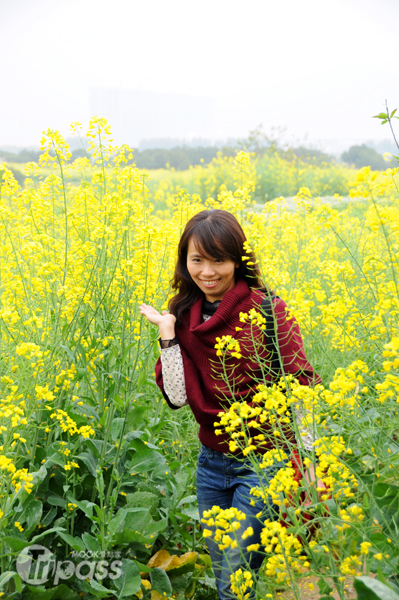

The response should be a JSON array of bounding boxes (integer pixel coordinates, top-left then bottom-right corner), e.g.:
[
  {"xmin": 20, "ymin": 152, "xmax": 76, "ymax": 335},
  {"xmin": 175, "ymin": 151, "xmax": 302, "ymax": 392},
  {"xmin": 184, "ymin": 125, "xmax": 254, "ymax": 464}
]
[{"xmin": 169, "ymin": 209, "xmax": 269, "ymax": 324}]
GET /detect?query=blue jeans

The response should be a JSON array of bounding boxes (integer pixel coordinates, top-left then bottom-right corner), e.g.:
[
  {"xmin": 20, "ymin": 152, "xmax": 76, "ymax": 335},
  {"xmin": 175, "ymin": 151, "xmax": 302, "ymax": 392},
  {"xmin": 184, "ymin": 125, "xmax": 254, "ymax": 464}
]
[{"xmin": 196, "ymin": 444, "xmax": 283, "ymax": 600}]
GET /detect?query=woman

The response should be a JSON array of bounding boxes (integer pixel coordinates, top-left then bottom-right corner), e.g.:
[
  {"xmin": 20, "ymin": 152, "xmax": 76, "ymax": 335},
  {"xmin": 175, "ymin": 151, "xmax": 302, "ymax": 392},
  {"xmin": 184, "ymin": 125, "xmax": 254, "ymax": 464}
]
[{"xmin": 139, "ymin": 209, "xmax": 322, "ymax": 600}]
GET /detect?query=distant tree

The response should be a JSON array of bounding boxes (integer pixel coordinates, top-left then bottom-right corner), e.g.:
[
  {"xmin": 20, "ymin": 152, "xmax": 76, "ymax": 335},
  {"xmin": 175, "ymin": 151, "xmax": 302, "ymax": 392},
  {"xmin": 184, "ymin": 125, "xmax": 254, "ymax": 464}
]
[
  {"xmin": 341, "ymin": 144, "xmax": 386, "ymax": 170},
  {"xmin": 134, "ymin": 149, "xmax": 171, "ymax": 170},
  {"xmin": 16, "ymin": 149, "xmax": 41, "ymax": 163},
  {"xmin": 230, "ymin": 124, "xmax": 286, "ymax": 155},
  {"xmin": 0, "ymin": 149, "xmax": 40, "ymax": 163},
  {"xmin": 8, "ymin": 166, "xmax": 25, "ymax": 186},
  {"xmin": 286, "ymin": 146, "xmax": 334, "ymax": 165},
  {"xmin": 133, "ymin": 146, "xmax": 219, "ymax": 170}
]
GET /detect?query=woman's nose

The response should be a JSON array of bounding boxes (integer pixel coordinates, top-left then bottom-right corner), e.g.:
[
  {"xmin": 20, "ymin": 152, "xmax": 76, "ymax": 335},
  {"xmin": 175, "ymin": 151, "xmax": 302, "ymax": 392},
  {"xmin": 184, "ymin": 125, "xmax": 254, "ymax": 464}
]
[{"xmin": 201, "ymin": 262, "xmax": 216, "ymax": 276}]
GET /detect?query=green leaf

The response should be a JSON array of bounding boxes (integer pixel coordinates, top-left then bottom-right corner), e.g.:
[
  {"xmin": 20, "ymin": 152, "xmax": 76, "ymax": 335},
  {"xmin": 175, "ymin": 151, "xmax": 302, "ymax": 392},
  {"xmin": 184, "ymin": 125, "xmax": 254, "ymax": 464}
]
[
  {"xmin": 72, "ymin": 403, "xmax": 99, "ymax": 421},
  {"xmin": 66, "ymin": 493, "xmax": 96, "ymax": 519},
  {"xmin": 390, "ymin": 108, "xmax": 397, "ymax": 118},
  {"xmin": 147, "ymin": 420, "xmax": 168, "ymax": 435},
  {"xmin": 112, "ymin": 558, "xmax": 141, "ymax": 598},
  {"xmin": 376, "ymin": 568, "xmax": 399, "ymax": 593},
  {"xmin": 108, "ymin": 507, "xmax": 146, "ymax": 538},
  {"xmin": 89, "ymin": 578, "xmax": 113, "ymax": 596},
  {"xmin": 58, "ymin": 532, "xmax": 85, "ymax": 552},
  {"xmin": 2, "ymin": 536, "xmax": 30, "ymax": 552},
  {"xmin": 129, "ymin": 441, "xmax": 165, "ymax": 474},
  {"xmin": 203, "ymin": 572, "xmax": 216, "ymax": 591},
  {"xmin": 111, "ymin": 418, "xmax": 125, "ymax": 441},
  {"xmin": 373, "ymin": 112, "xmax": 389, "ymax": 120},
  {"xmin": 133, "ymin": 560, "xmax": 152, "ymax": 573},
  {"xmin": 354, "ymin": 576, "xmax": 399, "ymax": 600},
  {"xmin": 44, "ymin": 454, "xmax": 65, "ymax": 469},
  {"xmin": 106, "ymin": 508, "xmax": 127, "ymax": 538},
  {"xmin": 76, "ymin": 368, "xmax": 87, "ymax": 380},
  {"xmin": 150, "ymin": 568, "xmax": 172, "ymax": 597},
  {"xmin": 136, "ymin": 369, "xmax": 147, "ymax": 391},
  {"xmin": 170, "ymin": 572, "xmax": 193, "ymax": 594},
  {"xmin": 125, "ymin": 406, "xmax": 148, "ymax": 430},
  {"xmin": 60, "ymin": 344, "xmax": 76, "ymax": 363},
  {"xmin": 112, "ymin": 511, "xmax": 167, "ymax": 545},
  {"xmin": 126, "ymin": 491, "xmax": 160, "ymax": 513},
  {"xmin": 42, "ymin": 506, "xmax": 57, "ymax": 527},
  {"xmin": 184, "ymin": 575, "xmax": 197, "ymax": 598},
  {"xmin": 82, "ymin": 532, "xmax": 101, "ymax": 554},
  {"xmin": 13, "ymin": 573, "xmax": 22, "ymax": 593},
  {"xmin": 124, "ymin": 431, "xmax": 144, "ymax": 443},
  {"xmin": 26, "ymin": 583, "xmax": 80, "ymax": 599},
  {"xmin": 181, "ymin": 506, "xmax": 200, "ymax": 520},
  {"xmin": 47, "ymin": 494, "xmax": 66, "ymax": 507},
  {"xmin": 84, "ymin": 438, "xmax": 114, "ymax": 459},
  {"xmin": 23, "ymin": 497, "xmax": 43, "ymax": 534},
  {"xmin": 31, "ymin": 465, "xmax": 49, "ymax": 487},
  {"xmin": 77, "ymin": 452, "xmax": 99, "ymax": 477},
  {"xmin": 318, "ymin": 577, "xmax": 333, "ymax": 595},
  {"xmin": 198, "ymin": 554, "xmax": 213, "ymax": 568},
  {"xmin": 30, "ymin": 527, "xmax": 66, "ymax": 543},
  {"xmin": 178, "ymin": 494, "xmax": 197, "ymax": 507},
  {"xmin": 0, "ymin": 571, "xmax": 18, "ymax": 589},
  {"xmin": 112, "ymin": 512, "xmax": 167, "ymax": 544},
  {"xmin": 112, "ymin": 394, "xmax": 124, "ymax": 410}
]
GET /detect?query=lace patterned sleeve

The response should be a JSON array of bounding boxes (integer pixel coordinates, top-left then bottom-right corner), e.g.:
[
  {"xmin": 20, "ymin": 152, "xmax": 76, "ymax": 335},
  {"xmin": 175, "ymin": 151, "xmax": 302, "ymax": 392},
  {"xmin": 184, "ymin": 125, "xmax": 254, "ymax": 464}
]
[
  {"xmin": 292, "ymin": 403, "xmax": 319, "ymax": 453},
  {"xmin": 160, "ymin": 344, "xmax": 188, "ymax": 407}
]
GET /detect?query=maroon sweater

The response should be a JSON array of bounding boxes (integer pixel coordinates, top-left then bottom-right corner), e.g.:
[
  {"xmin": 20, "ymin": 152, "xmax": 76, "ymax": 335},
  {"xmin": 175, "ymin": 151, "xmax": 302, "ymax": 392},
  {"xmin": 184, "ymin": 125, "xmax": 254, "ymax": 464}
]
[{"xmin": 155, "ymin": 279, "xmax": 321, "ymax": 454}]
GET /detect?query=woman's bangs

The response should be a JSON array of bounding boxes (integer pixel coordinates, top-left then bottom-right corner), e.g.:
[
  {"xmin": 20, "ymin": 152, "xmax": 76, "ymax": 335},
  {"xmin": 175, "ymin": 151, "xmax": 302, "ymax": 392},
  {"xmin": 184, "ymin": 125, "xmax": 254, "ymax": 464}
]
[{"xmin": 191, "ymin": 228, "xmax": 232, "ymax": 261}]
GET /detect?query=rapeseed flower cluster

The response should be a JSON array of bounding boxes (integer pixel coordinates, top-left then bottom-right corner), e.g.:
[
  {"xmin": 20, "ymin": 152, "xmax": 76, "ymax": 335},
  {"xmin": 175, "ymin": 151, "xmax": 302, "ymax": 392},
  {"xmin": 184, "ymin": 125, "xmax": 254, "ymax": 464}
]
[
  {"xmin": 50, "ymin": 409, "xmax": 95, "ymax": 438},
  {"xmin": 215, "ymin": 335, "xmax": 242, "ymax": 359},
  {"xmin": 201, "ymin": 506, "xmax": 246, "ymax": 550},
  {"xmin": 338, "ymin": 540, "xmax": 379, "ymax": 577},
  {"xmin": 261, "ymin": 520, "xmax": 307, "ymax": 584},
  {"xmin": 230, "ymin": 569, "xmax": 254, "ymax": 600},
  {"xmin": 313, "ymin": 436, "xmax": 358, "ymax": 500},
  {"xmin": 377, "ymin": 337, "xmax": 399, "ymax": 403},
  {"xmin": 214, "ymin": 383, "xmax": 294, "ymax": 454},
  {"xmin": 250, "ymin": 463, "xmax": 298, "ymax": 507},
  {"xmin": 238, "ymin": 308, "xmax": 267, "ymax": 330},
  {"xmin": 336, "ymin": 504, "xmax": 365, "ymax": 531},
  {"xmin": 0, "ymin": 456, "xmax": 33, "ymax": 494}
]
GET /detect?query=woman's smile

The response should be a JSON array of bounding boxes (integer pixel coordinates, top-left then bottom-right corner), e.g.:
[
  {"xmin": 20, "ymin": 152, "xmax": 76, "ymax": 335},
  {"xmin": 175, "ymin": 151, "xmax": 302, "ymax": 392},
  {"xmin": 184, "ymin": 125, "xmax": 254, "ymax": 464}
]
[{"xmin": 200, "ymin": 279, "xmax": 220, "ymax": 287}]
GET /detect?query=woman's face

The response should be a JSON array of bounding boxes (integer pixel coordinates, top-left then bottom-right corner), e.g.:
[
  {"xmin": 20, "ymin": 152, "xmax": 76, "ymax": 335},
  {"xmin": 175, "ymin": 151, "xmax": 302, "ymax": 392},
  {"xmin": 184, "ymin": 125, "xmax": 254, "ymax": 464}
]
[{"xmin": 186, "ymin": 238, "xmax": 238, "ymax": 302}]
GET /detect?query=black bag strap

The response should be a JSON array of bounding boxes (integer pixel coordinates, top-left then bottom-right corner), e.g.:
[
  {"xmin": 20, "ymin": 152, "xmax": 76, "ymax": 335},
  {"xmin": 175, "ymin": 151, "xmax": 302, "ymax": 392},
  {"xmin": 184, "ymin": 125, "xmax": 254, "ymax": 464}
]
[
  {"xmin": 261, "ymin": 294, "xmax": 281, "ymax": 379},
  {"xmin": 261, "ymin": 295, "xmax": 312, "ymax": 456}
]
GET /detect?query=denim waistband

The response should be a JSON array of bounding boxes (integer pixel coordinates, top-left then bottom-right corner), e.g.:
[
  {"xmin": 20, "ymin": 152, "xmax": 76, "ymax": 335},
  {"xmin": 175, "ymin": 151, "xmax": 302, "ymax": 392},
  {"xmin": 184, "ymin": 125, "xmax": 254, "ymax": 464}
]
[
  {"xmin": 201, "ymin": 443, "xmax": 229, "ymax": 457},
  {"xmin": 200, "ymin": 442, "xmax": 296, "ymax": 462}
]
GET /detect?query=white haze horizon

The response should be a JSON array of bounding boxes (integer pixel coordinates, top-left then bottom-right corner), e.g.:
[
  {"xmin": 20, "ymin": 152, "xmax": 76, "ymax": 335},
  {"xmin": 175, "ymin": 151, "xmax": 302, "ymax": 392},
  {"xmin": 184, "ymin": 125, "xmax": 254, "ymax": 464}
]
[{"xmin": 1, "ymin": 0, "xmax": 398, "ymax": 153}]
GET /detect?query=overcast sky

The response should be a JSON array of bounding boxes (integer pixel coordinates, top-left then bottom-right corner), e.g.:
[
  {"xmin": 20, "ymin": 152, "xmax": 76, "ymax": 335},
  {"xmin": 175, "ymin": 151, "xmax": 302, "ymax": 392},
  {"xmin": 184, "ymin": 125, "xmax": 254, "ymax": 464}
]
[{"xmin": 1, "ymin": 0, "xmax": 398, "ymax": 149}]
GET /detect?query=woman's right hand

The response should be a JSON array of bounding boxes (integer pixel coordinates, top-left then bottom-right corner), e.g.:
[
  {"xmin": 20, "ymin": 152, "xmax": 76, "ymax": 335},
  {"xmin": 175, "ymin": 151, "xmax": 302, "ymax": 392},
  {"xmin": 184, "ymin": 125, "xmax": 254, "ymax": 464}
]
[{"xmin": 139, "ymin": 303, "xmax": 176, "ymax": 339}]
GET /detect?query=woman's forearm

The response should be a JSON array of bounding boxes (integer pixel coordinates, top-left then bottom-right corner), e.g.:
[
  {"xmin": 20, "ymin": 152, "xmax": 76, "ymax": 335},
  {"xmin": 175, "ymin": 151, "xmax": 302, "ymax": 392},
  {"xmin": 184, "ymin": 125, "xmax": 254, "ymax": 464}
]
[{"xmin": 160, "ymin": 344, "xmax": 188, "ymax": 407}]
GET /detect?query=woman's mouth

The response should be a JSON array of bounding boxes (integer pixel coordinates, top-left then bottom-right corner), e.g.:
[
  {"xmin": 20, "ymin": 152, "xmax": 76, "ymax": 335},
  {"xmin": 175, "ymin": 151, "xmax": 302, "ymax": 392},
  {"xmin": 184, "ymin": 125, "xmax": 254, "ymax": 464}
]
[{"xmin": 200, "ymin": 279, "xmax": 220, "ymax": 288}]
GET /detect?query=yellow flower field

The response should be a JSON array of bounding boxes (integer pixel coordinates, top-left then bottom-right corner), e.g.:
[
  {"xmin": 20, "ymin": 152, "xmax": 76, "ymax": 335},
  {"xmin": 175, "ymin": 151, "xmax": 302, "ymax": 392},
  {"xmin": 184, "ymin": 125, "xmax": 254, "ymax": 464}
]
[{"xmin": 0, "ymin": 117, "xmax": 398, "ymax": 599}]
